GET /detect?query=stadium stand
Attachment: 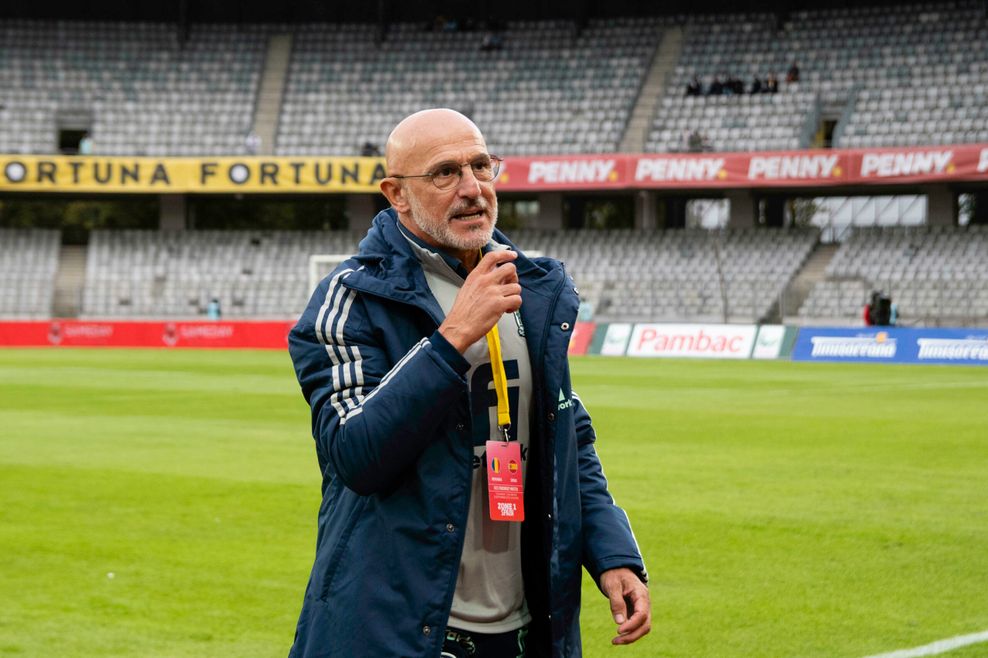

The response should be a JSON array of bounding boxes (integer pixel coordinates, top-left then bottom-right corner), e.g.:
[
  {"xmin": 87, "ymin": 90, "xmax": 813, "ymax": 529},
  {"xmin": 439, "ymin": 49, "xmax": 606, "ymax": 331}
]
[
  {"xmin": 647, "ymin": 0, "xmax": 988, "ymax": 152},
  {"xmin": 809, "ymin": 3, "xmax": 988, "ymax": 147},
  {"xmin": 82, "ymin": 230, "xmax": 361, "ymax": 318},
  {"xmin": 276, "ymin": 18, "xmax": 663, "ymax": 156},
  {"xmin": 798, "ymin": 225, "xmax": 988, "ymax": 324},
  {"xmin": 0, "ymin": 21, "xmax": 266, "ymax": 156},
  {"xmin": 2, "ymin": 4, "xmax": 986, "ymax": 327},
  {"xmin": 648, "ymin": 11, "xmax": 819, "ymax": 152},
  {"xmin": 67, "ymin": 227, "xmax": 817, "ymax": 322},
  {"xmin": 513, "ymin": 227, "xmax": 819, "ymax": 322},
  {"xmin": 3, "ymin": 2, "xmax": 986, "ymax": 156},
  {"xmin": 647, "ymin": 90, "xmax": 817, "ymax": 152},
  {"xmin": 0, "ymin": 229, "xmax": 60, "ymax": 318}
]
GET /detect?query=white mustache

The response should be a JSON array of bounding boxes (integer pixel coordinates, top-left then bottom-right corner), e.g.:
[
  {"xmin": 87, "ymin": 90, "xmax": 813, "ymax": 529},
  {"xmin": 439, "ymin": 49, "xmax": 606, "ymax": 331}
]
[{"xmin": 446, "ymin": 198, "xmax": 489, "ymax": 219}]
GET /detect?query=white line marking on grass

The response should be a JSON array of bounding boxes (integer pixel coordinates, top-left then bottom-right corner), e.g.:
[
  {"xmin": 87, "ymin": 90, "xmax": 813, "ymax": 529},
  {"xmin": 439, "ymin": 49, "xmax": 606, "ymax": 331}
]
[{"xmin": 863, "ymin": 630, "xmax": 988, "ymax": 658}]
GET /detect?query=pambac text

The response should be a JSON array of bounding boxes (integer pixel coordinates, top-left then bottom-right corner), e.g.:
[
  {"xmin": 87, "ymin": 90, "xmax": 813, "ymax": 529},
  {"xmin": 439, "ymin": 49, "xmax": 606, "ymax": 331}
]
[{"xmin": 627, "ymin": 324, "xmax": 757, "ymax": 359}]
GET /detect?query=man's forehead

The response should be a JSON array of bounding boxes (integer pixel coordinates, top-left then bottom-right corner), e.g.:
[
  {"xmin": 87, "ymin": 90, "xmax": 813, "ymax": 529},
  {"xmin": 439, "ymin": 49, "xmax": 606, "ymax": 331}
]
[
  {"xmin": 387, "ymin": 109, "xmax": 486, "ymax": 171},
  {"xmin": 416, "ymin": 136, "xmax": 489, "ymax": 168}
]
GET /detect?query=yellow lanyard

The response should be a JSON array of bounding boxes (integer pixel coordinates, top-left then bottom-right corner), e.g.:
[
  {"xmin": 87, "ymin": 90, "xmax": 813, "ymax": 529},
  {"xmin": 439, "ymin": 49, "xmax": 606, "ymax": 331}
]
[{"xmin": 482, "ymin": 249, "xmax": 511, "ymax": 440}]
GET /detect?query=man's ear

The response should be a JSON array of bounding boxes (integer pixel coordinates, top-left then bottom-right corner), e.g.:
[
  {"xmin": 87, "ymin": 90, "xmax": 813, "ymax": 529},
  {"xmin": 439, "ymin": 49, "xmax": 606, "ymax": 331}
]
[{"xmin": 380, "ymin": 178, "xmax": 410, "ymax": 213}]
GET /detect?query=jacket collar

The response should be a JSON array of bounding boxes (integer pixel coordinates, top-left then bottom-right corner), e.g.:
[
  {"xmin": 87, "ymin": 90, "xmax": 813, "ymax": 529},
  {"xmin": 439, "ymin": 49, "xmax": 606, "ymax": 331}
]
[
  {"xmin": 395, "ymin": 221, "xmax": 471, "ymax": 281},
  {"xmin": 345, "ymin": 208, "xmax": 566, "ymax": 317}
]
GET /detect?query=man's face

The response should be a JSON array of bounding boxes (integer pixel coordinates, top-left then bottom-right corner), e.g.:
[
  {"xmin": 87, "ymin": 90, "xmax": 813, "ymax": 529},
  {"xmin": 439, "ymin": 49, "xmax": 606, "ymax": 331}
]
[
  {"xmin": 405, "ymin": 176, "xmax": 498, "ymax": 253},
  {"xmin": 398, "ymin": 132, "xmax": 498, "ymax": 254}
]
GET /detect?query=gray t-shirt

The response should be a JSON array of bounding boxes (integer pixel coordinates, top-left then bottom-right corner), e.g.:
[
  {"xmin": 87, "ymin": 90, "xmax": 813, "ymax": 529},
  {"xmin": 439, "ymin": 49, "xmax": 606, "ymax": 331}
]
[{"xmin": 402, "ymin": 230, "xmax": 533, "ymax": 634}]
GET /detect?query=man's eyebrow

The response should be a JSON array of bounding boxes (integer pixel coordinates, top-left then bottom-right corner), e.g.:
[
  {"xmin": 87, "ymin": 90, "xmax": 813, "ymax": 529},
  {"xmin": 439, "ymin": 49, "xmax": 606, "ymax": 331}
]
[
  {"xmin": 425, "ymin": 159, "xmax": 460, "ymax": 171},
  {"xmin": 424, "ymin": 153, "xmax": 490, "ymax": 171}
]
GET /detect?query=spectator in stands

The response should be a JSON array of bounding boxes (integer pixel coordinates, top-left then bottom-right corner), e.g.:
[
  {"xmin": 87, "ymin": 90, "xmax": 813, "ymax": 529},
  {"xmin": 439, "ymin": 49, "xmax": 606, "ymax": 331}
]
[
  {"xmin": 361, "ymin": 141, "xmax": 382, "ymax": 157},
  {"xmin": 866, "ymin": 290, "xmax": 894, "ymax": 326},
  {"xmin": 78, "ymin": 132, "xmax": 93, "ymax": 155},
  {"xmin": 687, "ymin": 129, "xmax": 709, "ymax": 152},
  {"xmin": 578, "ymin": 297, "xmax": 595, "ymax": 321},
  {"xmin": 765, "ymin": 72, "xmax": 779, "ymax": 93},
  {"xmin": 207, "ymin": 297, "xmax": 221, "ymax": 320},
  {"xmin": 245, "ymin": 130, "xmax": 261, "ymax": 155},
  {"xmin": 726, "ymin": 74, "xmax": 744, "ymax": 95},
  {"xmin": 480, "ymin": 31, "xmax": 503, "ymax": 51},
  {"xmin": 750, "ymin": 75, "xmax": 763, "ymax": 94},
  {"xmin": 786, "ymin": 61, "xmax": 800, "ymax": 84},
  {"xmin": 708, "ymin": 75, "xmax": 725, "ymax": 96},
  {"xmin": 686, "ymin": 75, "xmax": 703, "ymax": 96},
  {"xmin": 286, "ymin": 108, "xmax": 650, "ymax": 658}
]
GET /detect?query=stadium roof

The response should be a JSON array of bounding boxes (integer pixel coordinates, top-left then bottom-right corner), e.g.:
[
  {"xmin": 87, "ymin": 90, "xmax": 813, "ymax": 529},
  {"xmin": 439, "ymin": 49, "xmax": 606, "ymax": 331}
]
[{"xmin": 2, "ymin": 0, "xmax": 969, "ymax": 23}]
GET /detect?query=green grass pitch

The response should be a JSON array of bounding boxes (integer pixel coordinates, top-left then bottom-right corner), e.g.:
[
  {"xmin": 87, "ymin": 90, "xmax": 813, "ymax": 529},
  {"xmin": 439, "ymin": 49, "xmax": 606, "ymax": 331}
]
[{"xmin": 1, "ymin": 348, "xmax": 986, "ymax": 657}]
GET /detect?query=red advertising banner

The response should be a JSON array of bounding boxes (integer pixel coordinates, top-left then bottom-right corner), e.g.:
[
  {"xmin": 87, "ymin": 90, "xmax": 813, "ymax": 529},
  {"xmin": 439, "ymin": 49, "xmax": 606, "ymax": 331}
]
[
  {"xmin": 0, "ymin": 320, "xmax": 294, "ymax": 349},
  {"xmin": 567, "ymin": 321, "xmax": 596, "ymax": 356},
  {"xmin": 494, "ymin": 143, "xmax": 988, "ymax": 191}
]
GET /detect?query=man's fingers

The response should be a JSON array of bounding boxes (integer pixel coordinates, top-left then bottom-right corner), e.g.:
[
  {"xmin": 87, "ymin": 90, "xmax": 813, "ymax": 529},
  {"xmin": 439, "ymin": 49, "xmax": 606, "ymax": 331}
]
[
  {"xmin": 496, "ymin": 263, "xmax": 519, "ymax": 284},
  {"xmin": 612, "ymin": 619, "xmax": 651, "ymax": 645},
  {"xmin": 489, "ymin": 262, "xmax": 518, "ymax": 285},
  {"xmin": 607, "ymin": 588, "xmax": 628, "ymax": 625},
  {"xmin": 617, "ymin": 600, "xmax": 647, "ymax": 634},
  {"xmin": 475, "ymin": 249, "xmax": 517, "ymax": 273},
  {"xmin": 600, "ymin": 569, "xmax": 651, "ymax": 645},
  {"xmin": 500, "ymin": 283, "xmax": 522, "ymax": 297},
  {"xmin": 614, "ymin": 586, "xmax": 651, "ymax": 644}
]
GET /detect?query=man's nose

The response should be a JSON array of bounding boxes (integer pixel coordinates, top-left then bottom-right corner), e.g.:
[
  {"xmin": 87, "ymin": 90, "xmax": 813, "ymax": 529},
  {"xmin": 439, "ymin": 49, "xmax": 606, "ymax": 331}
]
[{"xmin": 455, "ymin": 165, "xmax": 483, "ymax": 196}]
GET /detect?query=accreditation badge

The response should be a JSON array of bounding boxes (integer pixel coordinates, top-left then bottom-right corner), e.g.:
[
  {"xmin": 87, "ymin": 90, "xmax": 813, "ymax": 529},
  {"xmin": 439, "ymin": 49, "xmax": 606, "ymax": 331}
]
[{"xmin": 486, "ymin": 440, "xmax": 524, "ymax": 522}]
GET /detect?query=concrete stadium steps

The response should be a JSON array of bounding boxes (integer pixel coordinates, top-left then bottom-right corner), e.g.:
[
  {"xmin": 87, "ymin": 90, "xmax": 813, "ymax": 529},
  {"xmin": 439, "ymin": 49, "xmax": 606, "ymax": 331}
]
[
  {"xmin": 779, "ymin": 242, "xmax": 839, "ymax": 320},
  {"xmin": 619, "ymin": 26, "xmax": 682, "ymax": 153},
  {"xmin": 253, "ymin": 33, "xmax": 293, "ymax": 156},
  {"xmin": 52, "ymin": 245, "xmax": 88, "ymax": 319}
]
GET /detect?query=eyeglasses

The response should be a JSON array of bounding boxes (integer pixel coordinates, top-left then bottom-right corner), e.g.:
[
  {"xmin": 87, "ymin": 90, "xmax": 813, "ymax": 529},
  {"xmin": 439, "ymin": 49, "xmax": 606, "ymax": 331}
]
[{"xmin": 389, "ymin": 154, "xmax": 502, "ymax": 190}]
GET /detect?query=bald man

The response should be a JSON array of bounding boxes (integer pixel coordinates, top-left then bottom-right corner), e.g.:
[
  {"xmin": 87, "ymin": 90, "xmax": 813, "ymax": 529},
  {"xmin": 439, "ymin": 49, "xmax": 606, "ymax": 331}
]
[{"xmin": 287, "ymin": 109, "xmax": 649, "ymax": 658}]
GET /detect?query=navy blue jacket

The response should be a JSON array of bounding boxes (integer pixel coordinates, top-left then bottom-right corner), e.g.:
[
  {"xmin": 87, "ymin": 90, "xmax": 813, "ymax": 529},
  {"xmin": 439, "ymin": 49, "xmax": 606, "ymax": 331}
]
[{"xmin": 287, "ymin": 210, "xmax": 645, "ymax": 657}]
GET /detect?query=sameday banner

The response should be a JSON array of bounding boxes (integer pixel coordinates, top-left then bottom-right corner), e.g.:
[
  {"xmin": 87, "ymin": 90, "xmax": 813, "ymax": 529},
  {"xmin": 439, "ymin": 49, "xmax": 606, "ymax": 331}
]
[
  {"xmin": 0, "ymin": 320, "xmax": 294, "ymax": 348},
  {"xmin": 792, "ymin": 326, "xmax": 988, "ymax": 365}
]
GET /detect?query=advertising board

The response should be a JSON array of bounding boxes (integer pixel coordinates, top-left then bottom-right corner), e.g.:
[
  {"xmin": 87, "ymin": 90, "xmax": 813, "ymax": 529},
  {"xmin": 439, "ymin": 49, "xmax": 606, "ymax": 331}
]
[
  {"xmin": 792, "ymin": 327, "xmax": 988, "ymax": 365},
  {"xmin": 627, "ymin": 323, "xmax": 757, "ymax": 359},
  {"xmin": 0, "ymin": 320, "xmax": 294, "ymax": 349}
]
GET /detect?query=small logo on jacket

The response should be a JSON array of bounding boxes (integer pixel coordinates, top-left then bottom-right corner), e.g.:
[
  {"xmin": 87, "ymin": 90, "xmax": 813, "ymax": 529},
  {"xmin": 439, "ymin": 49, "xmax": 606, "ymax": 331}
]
[{"xmin": 557, "ymin": 389, "xmax": 574, "ymax": 411}]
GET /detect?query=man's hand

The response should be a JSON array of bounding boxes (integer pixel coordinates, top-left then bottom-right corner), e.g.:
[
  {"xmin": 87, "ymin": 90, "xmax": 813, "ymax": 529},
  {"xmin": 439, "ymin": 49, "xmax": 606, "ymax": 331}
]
[
  {"xmin": 439, "ymin": 250, "xmax": 522, "ymax": 353},
  {"xmin": 600, "ymin": 567, "xmax": 651, "ymax": 646}
]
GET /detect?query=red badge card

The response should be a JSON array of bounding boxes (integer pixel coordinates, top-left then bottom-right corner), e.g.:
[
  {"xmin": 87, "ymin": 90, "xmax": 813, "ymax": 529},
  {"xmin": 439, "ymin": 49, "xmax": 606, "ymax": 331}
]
[{"xmin": 486, "ymin": 440, "xmax": 525, "ymax": 522}]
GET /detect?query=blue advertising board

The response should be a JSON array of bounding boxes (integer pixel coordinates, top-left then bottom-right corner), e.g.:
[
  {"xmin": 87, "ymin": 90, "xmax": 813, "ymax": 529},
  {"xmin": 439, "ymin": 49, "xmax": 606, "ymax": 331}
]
[{"xmin": 792, "ymin": 327, "xmax": 988, "ymax": 366}]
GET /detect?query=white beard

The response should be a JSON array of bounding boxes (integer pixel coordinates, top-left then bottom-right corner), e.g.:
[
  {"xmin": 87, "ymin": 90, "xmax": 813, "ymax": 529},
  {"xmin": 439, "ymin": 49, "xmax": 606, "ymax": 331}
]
[{"xmin": 406, "ymin": 192, "xmax": 498, "ymax": 252}]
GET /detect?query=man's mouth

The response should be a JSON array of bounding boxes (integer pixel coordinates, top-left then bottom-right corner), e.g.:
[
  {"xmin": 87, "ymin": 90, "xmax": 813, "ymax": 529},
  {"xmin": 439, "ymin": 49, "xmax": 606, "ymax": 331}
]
[{"xmin": 450, "ymin": 208, "xmax": 485, "ymax": 221}]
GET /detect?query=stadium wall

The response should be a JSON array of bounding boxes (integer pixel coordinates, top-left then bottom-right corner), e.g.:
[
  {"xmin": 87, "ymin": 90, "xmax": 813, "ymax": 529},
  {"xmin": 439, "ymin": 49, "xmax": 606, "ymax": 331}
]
[
  {"xmin": 792, "ymin": 326, "xmax": 988, "ymax": 366},
  {"xmin": 580, "ymin": 322, "xmax": 988, "ymax": 366},
  {"xmin": 0, "ymin": 320, "xmax": 293, "ymax": 348},
  {"xmin": 3, "ymin": 320, "xmax": 984, "ymax": 366},
  {"xmin": 583, "ymin": 322, "xmax": 797, "ymax": 359}
]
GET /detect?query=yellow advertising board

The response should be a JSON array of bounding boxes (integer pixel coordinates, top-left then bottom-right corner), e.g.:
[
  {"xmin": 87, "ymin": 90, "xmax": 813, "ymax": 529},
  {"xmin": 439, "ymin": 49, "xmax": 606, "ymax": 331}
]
[{"xmin": 0, "ymin": 155, "xmax": 387, "ymax": 193}]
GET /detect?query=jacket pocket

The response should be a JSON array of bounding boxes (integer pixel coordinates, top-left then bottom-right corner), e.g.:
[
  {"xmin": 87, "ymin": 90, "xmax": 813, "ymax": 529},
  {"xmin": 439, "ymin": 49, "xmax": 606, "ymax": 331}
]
[{"xmin": 318, "ymin": 495, "xmax": 368, "ymax": 602}]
